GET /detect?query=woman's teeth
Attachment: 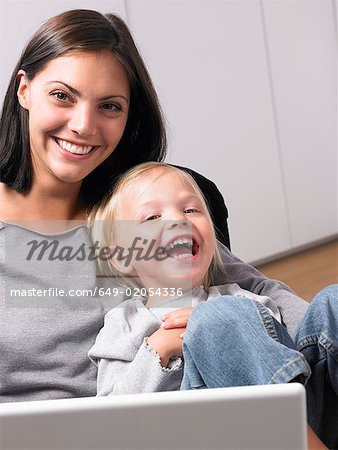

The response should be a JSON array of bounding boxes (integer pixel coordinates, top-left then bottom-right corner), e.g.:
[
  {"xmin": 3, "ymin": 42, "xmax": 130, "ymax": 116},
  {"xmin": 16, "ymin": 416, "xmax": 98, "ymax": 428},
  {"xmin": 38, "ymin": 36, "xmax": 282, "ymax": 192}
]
[{"xmin": 56, "ymin": 139, "xmax": 94, "ymax": 155}]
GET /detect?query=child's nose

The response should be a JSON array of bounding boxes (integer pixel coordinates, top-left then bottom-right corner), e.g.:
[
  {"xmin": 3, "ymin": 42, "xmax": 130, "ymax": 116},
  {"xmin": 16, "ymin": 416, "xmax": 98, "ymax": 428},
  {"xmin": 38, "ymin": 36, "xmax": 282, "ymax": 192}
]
[{"xmin": 167, "ymin": 215, "xmax": 190, "ymax": 230}]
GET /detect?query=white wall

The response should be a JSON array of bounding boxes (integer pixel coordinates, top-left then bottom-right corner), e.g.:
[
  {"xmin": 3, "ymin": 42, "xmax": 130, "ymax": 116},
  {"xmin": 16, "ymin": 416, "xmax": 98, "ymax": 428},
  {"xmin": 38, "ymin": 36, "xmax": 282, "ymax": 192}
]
[
  {"xmin": 126, "ymin": 0, "xmax": 337, "ymax": 262},
  {"xmin": 126, "ymin": 0, "xmax": 291, "ymax": 262},
  {"xmin": 1, "ymin": 0, "xmax": 336, "ymax": 263},
  {"xmin": 262, "ymin": 0, "xmax": 337, "ymax": 248}
]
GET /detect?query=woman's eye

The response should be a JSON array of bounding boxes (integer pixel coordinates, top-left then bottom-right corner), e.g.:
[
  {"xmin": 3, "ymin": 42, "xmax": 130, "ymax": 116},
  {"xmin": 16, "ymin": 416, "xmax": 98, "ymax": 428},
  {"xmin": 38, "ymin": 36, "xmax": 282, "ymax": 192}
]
[
  {"xmin": 101, "ymin": 103, "xmax": 121, "ymax": 112},
  {"xmin": 51, "ymin": 91, "xmax": 70, "ymax": 102}
]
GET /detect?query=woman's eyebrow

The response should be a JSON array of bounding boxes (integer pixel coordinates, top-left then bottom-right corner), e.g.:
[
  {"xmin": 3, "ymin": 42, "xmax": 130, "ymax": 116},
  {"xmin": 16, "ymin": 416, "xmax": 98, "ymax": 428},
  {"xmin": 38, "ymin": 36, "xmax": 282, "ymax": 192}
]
[{"xmin": 45, "ymin": 81, "xmax": 129, "ymax": 103}]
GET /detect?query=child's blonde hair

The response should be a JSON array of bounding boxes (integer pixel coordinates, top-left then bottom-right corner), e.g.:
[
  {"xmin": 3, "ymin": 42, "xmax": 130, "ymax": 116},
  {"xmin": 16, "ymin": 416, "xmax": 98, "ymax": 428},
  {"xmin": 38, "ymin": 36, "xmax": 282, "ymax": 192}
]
[{"xmin": 88, "ymin": 162, "xmax": 225, "ymax": 289}]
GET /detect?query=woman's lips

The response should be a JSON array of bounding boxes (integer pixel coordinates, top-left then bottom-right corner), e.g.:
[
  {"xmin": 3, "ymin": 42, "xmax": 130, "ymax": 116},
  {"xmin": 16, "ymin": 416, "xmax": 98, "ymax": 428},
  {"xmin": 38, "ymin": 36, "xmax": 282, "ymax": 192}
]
[{"xmin": 54, "ymin": 138, "xmax": 100, "ymax": 160}]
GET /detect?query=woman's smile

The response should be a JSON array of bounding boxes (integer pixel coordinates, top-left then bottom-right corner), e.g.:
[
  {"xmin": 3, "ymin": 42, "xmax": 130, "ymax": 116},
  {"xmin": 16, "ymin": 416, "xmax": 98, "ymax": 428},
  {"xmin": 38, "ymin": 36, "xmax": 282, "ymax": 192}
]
[
  {"xmin": 55, "ymin": 138, "xmax": 97, "ymax": 156},
  {"xmin": 53, "ymin": 137, "xmax": 105, "ymax": 162}
]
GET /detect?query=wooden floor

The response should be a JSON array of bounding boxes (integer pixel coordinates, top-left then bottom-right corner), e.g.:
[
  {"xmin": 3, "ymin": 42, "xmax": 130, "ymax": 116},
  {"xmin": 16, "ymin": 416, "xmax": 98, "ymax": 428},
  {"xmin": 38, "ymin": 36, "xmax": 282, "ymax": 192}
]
[{"xmin": 255, "ymin": 239, "xmax": 338, "ymax": 302}]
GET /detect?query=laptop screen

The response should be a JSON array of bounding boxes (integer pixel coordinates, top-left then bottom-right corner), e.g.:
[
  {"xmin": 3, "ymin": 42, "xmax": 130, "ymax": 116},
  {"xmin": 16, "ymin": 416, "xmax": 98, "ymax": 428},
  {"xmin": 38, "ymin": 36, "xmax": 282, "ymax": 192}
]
[{"xmin": 0, "ymin": 383, "xmax": 307, "ymax": 450}]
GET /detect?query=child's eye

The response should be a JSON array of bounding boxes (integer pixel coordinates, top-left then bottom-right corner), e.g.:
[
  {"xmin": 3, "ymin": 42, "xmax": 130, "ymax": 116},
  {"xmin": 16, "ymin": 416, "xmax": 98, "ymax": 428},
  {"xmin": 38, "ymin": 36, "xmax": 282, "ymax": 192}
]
[
  {"xmin": 184, "ymin": 208, "xmax": 199, "ymax": 214},
  {"xmin": 145, "ymin": 214, "xmax": 161, "ymax": 221},
  {"xmin": 51, "ymin": 91, "xmax": 70, "ymax": 103}
]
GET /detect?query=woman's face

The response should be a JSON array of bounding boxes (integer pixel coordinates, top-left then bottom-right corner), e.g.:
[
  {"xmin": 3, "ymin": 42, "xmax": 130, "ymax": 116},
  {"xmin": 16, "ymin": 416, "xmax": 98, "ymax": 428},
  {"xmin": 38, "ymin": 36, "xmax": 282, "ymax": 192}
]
[{"xmin": 17, "ymin": 50, "xmax": 130, "ymax": 186}]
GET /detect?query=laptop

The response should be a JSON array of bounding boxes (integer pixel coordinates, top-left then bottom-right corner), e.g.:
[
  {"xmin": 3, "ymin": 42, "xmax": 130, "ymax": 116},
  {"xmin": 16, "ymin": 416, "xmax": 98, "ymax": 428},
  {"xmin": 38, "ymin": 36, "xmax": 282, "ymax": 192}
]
[{"xmin": 0, "ymin": 383, "xmax": 307, "ymax": 450}]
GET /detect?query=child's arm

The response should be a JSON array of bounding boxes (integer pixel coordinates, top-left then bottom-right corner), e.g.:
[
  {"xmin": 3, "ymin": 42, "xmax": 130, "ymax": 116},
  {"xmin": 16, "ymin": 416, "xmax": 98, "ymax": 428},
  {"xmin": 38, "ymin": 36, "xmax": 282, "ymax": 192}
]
[
  {"xmin": 147, "ymin": 327, "xmax": 184, "ymax": 368},
  {"xmin": 88, "ymin": 306, "xmax": 183, "ymax": 396},
  {"xmin": 215, "ymin": 242, "xmax": 309, "ymax": 336},
  {"xmin": 147, "ymin": 307, "xmax": 195, "ymax": 366}
]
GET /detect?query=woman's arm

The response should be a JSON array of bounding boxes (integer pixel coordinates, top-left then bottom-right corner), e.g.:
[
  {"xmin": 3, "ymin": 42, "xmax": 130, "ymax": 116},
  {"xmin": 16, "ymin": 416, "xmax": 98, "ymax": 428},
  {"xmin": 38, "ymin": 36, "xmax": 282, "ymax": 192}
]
[
  {"xmin": 214, "ymin": 242, "xmax": 309, "ymax": 337},
  {"xmin": 308, "ymin": 426, "xmax": 328, "ymax": 450}
]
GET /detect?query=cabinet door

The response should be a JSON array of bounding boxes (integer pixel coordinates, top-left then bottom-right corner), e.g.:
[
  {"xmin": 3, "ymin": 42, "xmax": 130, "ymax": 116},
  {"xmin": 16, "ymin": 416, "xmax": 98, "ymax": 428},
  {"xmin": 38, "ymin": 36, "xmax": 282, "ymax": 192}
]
[
  {"xmin": 262, "ymin": 0, "xmax": 337, "ymax": 247},
  {"xmin": 127, "ymin": 0, "xmax": 290, "ymax": 262}
]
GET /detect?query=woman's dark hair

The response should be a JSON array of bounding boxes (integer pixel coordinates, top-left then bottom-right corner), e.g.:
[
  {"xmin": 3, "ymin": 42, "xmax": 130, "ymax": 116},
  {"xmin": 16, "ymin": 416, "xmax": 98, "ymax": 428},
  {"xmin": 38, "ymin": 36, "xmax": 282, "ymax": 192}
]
[{"xmin": 0, "ymin": 9, "xmax": 166, "ymax": 206}]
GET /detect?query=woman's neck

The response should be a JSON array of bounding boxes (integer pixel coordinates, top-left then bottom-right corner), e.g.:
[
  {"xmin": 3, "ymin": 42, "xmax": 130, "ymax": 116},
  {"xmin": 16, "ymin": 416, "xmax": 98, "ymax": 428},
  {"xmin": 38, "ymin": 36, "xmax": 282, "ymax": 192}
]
[{"xmin": 0, "ymin": 180, "xmax": 86, "ymax": 222}]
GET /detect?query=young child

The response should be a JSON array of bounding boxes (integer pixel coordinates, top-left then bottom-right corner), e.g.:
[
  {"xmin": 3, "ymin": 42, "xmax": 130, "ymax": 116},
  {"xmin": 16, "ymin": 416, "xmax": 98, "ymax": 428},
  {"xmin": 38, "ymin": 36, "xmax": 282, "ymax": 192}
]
[
  {"xmin": 88, "ymin": 162, "xmax": 337, "ymax": 448},
  {"xmin": 87, "ymin": 162, "xmax": 310, "ymax": 395}
]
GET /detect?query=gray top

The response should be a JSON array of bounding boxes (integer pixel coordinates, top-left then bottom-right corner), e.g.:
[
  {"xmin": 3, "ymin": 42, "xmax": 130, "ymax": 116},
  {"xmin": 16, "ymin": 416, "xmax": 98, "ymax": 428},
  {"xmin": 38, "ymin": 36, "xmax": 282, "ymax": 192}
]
[
  {"xmin": 0, "ymin": 221, "xmax": 122, "ymax": 403},
  {"xmin": 88, "ymin": 283, "xmax": 282, "ymax": 395},
  {"xmin": 0, "ymin": 221, "xmax": 308, "ymax": 402},
  {"xmin": 214, "ymin": 245, "xmax": 309, "ymax": 336}
]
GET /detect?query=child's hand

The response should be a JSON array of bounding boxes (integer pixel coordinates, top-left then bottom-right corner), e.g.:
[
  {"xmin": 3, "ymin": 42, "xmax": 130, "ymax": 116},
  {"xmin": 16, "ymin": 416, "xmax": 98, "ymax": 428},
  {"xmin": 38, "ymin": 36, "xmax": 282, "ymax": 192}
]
[
  {"xmin": 147, "ymin": 327, "xmax": 185, "ymax": 368},
  {"xmin": 161, "ymin": 307, "xmax": 193, "ymax": 331}
]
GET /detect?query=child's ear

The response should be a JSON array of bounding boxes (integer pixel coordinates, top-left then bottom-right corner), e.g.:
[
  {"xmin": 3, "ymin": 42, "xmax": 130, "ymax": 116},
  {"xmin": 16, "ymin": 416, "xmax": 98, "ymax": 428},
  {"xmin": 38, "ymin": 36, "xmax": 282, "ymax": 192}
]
[
  {"xmin": 16, "ymin": 70, "xmax": 30, "ymax": 110},
  {"xmin": 109, "ymin": 245, "xmax": 136, "ymax": 276}
]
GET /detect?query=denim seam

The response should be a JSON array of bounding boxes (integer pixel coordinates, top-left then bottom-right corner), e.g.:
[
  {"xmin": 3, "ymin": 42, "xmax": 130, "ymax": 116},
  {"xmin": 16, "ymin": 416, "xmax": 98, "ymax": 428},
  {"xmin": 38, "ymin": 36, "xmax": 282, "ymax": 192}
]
[
  {"xmin": 297, "ymin": 332, "xmax": 338, "ymax": 362},
  {"xmin": 270, "ymin": 353, "xmax": 311, "ymax": 384},
  {"xmin": 254, "ymin": 301, "xmax": 279, "ymax": 341}
]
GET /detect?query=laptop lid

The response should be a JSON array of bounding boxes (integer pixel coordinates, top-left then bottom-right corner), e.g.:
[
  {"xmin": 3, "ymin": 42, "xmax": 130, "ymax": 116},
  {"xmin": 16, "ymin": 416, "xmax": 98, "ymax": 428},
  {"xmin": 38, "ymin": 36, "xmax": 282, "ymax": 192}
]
[{"xmin": 0, "ymin": 383, "xmax": 307, "ymax": 450}]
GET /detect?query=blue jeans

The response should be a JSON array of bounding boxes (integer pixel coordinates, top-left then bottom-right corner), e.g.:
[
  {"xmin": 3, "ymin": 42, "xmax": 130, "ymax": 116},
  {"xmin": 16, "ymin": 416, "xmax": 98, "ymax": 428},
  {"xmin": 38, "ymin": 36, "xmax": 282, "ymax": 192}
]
[{"xmin": 181, "ymin": 285, "xmax": 338, "ymax": 449}]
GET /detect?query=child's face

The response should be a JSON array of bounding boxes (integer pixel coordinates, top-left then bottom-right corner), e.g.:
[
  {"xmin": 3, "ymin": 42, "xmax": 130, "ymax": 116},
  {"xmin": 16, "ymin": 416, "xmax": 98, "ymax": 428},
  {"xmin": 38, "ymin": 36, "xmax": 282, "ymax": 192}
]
[{"xmin": 113, "ymin": 170, "xmax": 215, "ymax": 291}]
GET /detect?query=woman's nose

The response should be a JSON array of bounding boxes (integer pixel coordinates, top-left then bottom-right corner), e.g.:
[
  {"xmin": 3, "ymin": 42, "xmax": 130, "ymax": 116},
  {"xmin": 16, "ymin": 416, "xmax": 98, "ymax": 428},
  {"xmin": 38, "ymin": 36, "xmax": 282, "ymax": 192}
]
[{"xmin": 68, "ymin": 104, "xmax": 97, "ymax": 137}]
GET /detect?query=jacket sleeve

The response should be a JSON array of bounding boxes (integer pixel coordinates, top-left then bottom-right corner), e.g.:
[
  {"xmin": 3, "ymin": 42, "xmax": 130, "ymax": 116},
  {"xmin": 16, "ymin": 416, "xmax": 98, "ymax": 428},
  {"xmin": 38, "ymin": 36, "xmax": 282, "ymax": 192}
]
[
  {"xmin": 88, "ymin": 309, "xmax": 183, "ymax": 396},
  {"xmin": 214, "ymin": 242, "xmax": 309, "ymax": 337}
]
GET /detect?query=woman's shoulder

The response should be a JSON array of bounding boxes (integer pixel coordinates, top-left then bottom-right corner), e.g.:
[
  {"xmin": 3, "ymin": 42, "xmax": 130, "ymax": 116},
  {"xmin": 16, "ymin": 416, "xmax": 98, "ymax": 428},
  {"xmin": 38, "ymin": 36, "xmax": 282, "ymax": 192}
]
[
  {"xmin": 0, "ymin": 221, "xmax": 95, "ymax": 282},
  {"xmin": 0, "ymin": 220, "xmax": 88, "ymax": 236},
  {"xmin": 0, "ymin": 221, "xmax": 5, "ymax": 259}
]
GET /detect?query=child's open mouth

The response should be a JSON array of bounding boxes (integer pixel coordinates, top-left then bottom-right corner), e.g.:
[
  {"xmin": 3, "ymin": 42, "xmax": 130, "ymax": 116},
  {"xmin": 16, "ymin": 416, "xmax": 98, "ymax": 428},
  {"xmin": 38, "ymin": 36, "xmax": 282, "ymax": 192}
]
[{"xmin": 165, "ymin": 237, "xmax": 199, "ymax": 260}]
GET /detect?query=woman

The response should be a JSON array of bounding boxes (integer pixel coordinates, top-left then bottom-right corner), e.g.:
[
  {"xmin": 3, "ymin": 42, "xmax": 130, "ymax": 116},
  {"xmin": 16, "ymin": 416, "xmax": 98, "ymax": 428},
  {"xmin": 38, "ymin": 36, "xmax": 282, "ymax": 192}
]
[
  {"xmin": 0, "ymin": 8, "xmax": 329, "ymax": 448},
  {"xmin": 0, "ymin": 9, "xmax": 167, "ymax": 402}
]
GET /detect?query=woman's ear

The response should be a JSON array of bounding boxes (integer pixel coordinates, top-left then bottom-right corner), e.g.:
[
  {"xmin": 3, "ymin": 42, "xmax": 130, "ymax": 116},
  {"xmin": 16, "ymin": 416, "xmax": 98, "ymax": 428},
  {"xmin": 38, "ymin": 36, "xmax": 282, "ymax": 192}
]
[
  {"xmin": 109, "ymin": 245, "xmax": 136, "ymax": 276},
  {"xmin": 17, "ymin": 70, "xmax": 30, "ymax": 109}
]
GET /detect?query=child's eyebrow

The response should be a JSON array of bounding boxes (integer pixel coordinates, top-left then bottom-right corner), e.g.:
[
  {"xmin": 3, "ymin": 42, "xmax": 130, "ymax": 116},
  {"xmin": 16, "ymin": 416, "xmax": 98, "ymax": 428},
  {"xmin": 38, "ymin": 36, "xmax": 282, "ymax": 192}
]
[
  {"xmin": 175, "ymin": 194, "xmax": 203, "ymax": 205},
  {"xmin": 135, "ymin": 194, "xmax": 203, "ymax": 212},
  {"xmin": 183, "ymin": 194, "xmax": 202, "ymax": 202},
  {"xmin": 133, "ymin": 202, "xmax": 156, "ymax": 217}
]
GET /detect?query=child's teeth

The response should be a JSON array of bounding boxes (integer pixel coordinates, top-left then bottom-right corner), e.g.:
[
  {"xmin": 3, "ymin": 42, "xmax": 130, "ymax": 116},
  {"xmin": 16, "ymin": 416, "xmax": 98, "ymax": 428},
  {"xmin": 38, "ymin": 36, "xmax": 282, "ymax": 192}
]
[
  {"xmin": 166, "ymin": 238, "xmax": 193, "ymax": 251},
  {"xmin": 173, "ymin": 253, "xmax": 192, "ymax": 259}
]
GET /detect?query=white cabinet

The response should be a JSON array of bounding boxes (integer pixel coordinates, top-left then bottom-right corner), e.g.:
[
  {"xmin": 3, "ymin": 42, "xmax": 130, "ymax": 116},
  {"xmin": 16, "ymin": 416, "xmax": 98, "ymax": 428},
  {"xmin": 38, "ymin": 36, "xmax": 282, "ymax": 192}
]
[
  {"xmin": 126, "ymin": 0, "xmax": 290, "ymax": 262},
  {"xmin": 126, "ymin": 0, "xmax": 337, "ymax": 262},
  {"xmin": 262, "ymin": 0, "xmax": 337, "ymax": 248}
]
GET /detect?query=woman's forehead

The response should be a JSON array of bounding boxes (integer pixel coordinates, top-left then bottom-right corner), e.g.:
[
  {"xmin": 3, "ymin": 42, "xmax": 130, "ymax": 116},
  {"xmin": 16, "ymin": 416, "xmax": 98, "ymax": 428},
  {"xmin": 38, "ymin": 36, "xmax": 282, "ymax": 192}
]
[{"xmin": 32, "ymin": 50, "xmax": 130, "ymax": 96}]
